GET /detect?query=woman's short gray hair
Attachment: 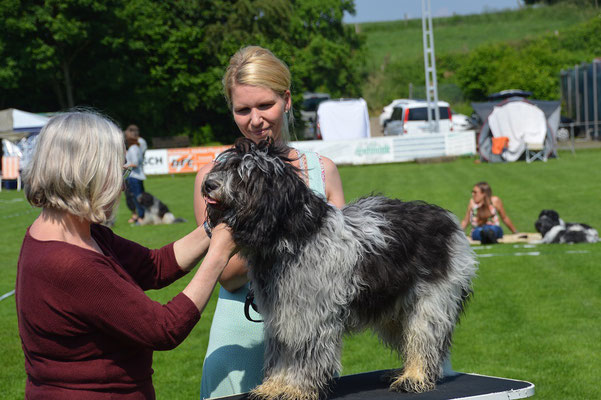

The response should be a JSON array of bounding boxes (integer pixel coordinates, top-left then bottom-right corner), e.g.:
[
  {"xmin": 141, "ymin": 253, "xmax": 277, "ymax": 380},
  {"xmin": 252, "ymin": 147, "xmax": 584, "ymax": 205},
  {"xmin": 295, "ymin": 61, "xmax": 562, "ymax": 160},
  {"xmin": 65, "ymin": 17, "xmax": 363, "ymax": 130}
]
[{"xmin": 23, "ymin": 110, "xmax": 125, "ymax": 224}]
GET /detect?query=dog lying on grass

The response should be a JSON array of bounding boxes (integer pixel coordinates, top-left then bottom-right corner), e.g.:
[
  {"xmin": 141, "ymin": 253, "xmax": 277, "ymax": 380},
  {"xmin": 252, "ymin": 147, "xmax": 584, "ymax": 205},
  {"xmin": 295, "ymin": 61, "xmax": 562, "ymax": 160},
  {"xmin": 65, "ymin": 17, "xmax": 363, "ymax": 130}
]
[
  {"xmin": 534, "ymin": 209, "xmax": 598, "ymax": 244},
  {"xmin": 201, "ymin": 138, "xmax": 478, "ymax": 400}
]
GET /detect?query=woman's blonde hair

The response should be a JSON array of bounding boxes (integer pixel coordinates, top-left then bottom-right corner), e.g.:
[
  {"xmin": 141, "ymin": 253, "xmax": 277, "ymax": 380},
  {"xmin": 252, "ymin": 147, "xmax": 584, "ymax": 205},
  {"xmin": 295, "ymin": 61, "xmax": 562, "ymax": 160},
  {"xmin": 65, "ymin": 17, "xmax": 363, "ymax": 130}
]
[
  {"xmin": 223, "ymin": 45, "xmax": 293, "ymax": 141},
  {"xmin": 23, "ymin": 111, "xmax": 125, "ymax": 224}
]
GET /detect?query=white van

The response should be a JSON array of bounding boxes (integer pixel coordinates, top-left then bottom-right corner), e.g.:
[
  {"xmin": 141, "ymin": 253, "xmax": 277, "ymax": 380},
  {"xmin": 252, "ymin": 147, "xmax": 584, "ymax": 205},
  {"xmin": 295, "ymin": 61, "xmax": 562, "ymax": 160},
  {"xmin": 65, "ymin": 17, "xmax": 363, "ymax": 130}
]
[{"xmin": 383, "ymin": 100, "xmax": 453, "ymax": 135}]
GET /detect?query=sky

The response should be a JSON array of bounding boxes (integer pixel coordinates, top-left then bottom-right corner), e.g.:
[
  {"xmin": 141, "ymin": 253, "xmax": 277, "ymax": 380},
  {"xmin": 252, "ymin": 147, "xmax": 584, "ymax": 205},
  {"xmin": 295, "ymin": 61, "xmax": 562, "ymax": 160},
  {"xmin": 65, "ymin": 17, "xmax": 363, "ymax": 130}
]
[{"xmin": 343, "ymin": 0, "xmax": 523, "ymax": 23}]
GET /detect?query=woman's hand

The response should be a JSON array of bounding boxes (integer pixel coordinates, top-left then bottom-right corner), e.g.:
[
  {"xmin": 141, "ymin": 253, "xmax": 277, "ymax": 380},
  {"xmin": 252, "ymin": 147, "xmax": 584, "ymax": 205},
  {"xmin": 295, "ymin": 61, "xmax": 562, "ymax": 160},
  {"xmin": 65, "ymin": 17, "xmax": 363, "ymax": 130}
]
[{"xmin": 208, "ymin": 224, "xmax": 238, "ymax": 260}]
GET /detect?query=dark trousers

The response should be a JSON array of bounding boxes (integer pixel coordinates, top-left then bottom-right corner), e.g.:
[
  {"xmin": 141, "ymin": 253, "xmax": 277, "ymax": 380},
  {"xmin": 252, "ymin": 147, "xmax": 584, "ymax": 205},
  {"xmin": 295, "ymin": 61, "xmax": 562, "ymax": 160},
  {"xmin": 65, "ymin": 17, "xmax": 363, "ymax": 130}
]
[
  {"xmin": 471, "ymin": 225, "xmax": 503, "ymax": 241},
  {"xmin": 126, "ymin": 177, "xmax": 145, "ymax": 219}
]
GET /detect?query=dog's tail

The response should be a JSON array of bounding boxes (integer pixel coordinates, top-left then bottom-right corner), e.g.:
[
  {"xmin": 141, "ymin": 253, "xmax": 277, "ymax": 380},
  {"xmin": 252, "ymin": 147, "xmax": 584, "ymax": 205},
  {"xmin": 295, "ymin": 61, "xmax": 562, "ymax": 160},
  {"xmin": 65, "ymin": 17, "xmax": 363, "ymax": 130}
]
[{"xmin": 172, "ymin": 217, "xmax": 187, "ymax": 224}]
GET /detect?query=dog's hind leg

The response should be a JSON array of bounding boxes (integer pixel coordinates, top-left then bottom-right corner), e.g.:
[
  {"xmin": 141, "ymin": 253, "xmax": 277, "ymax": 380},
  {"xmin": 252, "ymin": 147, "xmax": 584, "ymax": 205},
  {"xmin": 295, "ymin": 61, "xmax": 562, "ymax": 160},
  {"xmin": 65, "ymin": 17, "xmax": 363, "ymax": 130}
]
[
  {"xmin": 387, "ymin": 279, "xmax": 463, "ymax": 393},
  {"xmin": 389, "ymin": 232, "xmax": 476, "ymax": 393}
]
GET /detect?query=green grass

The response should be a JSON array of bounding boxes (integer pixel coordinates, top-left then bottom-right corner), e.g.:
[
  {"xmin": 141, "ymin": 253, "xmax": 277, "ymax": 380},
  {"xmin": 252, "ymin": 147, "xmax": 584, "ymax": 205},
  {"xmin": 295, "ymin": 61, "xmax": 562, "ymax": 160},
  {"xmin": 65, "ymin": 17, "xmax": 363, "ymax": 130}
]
[{"xmin": 1, "ymin": 149, "xmax": 601, "ymax": 399}]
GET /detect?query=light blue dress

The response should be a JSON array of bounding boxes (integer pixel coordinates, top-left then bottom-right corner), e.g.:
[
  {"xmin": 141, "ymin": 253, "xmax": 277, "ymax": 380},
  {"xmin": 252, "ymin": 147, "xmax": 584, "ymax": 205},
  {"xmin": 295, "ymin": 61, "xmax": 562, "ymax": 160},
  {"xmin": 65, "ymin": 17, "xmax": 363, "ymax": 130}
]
[{"xmin": 200, "ymin": 150, "xmax": 327, "ymax": 399}]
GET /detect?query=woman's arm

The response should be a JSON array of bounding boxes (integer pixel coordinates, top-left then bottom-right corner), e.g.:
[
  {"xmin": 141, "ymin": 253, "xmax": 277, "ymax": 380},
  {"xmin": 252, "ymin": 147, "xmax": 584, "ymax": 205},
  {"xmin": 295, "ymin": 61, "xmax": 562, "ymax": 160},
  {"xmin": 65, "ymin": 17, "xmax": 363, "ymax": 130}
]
[
  {"xmin": 492, "ymin": 196, "xmax": 518, "ymax": 233},
  {"xmin": 322, "ymin": 156, "xmax": 345, "ymax": 208},
  {"xmin": 172, "ymin": 225, "xmax": 211, "ymax": 272},
  {"xmin": 194, "ymin": 164, "xmax": 250, "ymax": 292},
  {"xmin": 182, "ymin": 224, "xmax": 237, "ymax": 311},
  {"xmin": 124, "ymin": 145, "xmax": 141, "ymax": 168},
  {"xmin": 460, "ymin": 200, "xmax": 473, "ymax": 230}
]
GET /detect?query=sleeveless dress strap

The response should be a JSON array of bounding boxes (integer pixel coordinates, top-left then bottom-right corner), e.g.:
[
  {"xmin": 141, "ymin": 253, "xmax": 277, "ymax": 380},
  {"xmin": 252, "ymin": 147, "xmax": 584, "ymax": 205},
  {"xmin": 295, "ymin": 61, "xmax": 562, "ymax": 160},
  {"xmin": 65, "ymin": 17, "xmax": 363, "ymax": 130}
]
[{"xmin": 296, "ymin": 149, "xmax": 326, "ymax": 198}]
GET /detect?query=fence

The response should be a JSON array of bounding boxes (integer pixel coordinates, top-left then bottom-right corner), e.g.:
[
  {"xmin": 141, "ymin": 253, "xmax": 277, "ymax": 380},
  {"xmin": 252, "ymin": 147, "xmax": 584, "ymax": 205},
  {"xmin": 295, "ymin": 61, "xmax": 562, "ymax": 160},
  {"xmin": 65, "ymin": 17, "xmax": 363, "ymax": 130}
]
[
  {"xmin": 142, "ymin": 130, "xmax": 477, "ymax": 175},
  {"xmin": 560, "ymin": 60, "xmax": 601, "ymax": 139}
]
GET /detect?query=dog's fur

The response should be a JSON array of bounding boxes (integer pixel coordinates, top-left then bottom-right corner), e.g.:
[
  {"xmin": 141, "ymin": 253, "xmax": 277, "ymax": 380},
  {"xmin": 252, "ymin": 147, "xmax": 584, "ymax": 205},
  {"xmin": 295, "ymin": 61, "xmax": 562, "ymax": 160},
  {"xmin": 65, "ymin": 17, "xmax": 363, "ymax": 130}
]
[
  {"xmin": 534, "ymin": 209, "xmax": 598, "ymax": 244},
  {"xmin": 201, "ymin": 138, "xmax": 478, "ymax": 400},
  {"xmin": 136, "ymin": 192, "xmax": 186, "ymax": 225}
]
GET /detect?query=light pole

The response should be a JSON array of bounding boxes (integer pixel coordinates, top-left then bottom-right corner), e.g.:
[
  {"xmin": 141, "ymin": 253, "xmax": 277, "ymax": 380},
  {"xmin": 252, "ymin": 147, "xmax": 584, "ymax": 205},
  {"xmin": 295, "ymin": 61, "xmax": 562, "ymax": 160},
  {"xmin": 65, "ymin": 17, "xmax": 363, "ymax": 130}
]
[{"xmin": 421, "ymin": 0, "xmax": 440, "ymax": 132}]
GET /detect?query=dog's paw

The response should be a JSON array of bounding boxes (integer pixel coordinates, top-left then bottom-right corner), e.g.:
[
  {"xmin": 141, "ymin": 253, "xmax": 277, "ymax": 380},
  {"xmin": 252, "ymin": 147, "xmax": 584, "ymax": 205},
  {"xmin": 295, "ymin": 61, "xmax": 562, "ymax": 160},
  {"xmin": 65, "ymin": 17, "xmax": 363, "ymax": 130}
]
[
  {"xmin": 250, "ymin": 377, "xmax": 319, "ymax": 400},
  {"xmin": 390, "ymin": 371, "xmax": 435, "ymax": 393}
]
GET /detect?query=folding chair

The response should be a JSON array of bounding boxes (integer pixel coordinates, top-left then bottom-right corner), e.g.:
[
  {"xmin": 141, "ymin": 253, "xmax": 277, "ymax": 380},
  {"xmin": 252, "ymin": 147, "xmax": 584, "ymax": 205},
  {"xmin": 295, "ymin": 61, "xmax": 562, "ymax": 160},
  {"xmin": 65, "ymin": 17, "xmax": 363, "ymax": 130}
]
[
  {"xmin": 525, "ymin": 142, "xmax": 547, "ymax": 163},
  {"xmin": 0, "ymin": 156, "xmax": 21, "ymax": 191}
]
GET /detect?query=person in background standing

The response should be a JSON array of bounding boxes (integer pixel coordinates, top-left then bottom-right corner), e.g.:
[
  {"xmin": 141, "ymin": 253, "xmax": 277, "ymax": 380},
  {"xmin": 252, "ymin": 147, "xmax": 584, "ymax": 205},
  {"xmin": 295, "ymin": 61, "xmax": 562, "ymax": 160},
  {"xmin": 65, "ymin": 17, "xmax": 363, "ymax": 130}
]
[
  {"xmin": 124, "ymin": 125, "xmax": 147, "ymax": 223},
  {"xmin": 124, "ymin": 128, "xmax": 146, "ymax": 224}
]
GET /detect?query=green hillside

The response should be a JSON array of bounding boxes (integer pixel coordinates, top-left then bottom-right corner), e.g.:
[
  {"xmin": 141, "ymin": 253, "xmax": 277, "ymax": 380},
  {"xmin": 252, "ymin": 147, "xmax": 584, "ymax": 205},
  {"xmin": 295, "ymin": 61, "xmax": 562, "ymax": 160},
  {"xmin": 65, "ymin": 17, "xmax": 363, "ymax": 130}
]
[{"xmin": 357, "ymin": 4, "xmax": 600, "ymax": 114}]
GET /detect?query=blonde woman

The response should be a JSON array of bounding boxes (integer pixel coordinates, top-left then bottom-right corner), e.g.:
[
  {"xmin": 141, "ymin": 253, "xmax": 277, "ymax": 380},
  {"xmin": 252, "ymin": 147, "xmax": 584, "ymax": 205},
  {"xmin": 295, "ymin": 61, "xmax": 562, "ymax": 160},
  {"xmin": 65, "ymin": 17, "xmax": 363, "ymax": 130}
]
[
  {"xmin": 194, "ymin": 46, "xmax": 345, "ymax": 398},
  {"xmin": 16, "ymin": 111, "xmax": 236, "ymax": 399},
  {"xmin": 461, "ymin": 181, "xmax": 518, "ymax": 243}
]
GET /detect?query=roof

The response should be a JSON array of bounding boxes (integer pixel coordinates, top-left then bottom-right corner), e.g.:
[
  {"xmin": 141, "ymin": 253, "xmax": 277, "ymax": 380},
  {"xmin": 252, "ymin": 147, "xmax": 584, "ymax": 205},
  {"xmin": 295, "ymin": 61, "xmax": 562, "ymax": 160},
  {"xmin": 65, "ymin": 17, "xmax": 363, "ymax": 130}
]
[{"xmin": 0, "ymin": 108, "xmax": 50, "ymax": 141}]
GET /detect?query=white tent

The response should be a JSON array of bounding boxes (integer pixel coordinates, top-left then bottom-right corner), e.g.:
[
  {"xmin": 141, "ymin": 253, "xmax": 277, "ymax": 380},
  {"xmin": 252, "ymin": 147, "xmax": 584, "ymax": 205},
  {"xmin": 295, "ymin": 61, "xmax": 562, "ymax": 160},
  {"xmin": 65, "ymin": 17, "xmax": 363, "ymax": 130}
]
[
  {"xmin": 472, "ymin": 98, "xmax": 560, "ymax": 163},
  {"xmin": 487, "ymin": 101, "xmax": 547, "ymax": 162},
  {"xmin": 1, "ymin": 109, "xmax": 49, "ymax": 171},
  {"xmin": 0, "ymin": 108, "xmax": 50, "ymax": 141},
  {"xmin": 317, "ymin": 98, "xmax": 370, "ymax": 141}
]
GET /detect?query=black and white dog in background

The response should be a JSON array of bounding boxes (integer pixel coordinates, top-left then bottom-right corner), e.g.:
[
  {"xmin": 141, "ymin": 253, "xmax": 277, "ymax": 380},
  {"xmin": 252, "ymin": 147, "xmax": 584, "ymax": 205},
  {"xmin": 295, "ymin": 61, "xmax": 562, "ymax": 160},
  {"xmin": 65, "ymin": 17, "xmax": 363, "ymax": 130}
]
[
  {"xmin": 136, "ymin": 192, "xmax": 186, "ymax": 225},
  {"xmin": 535, "ymin": 209, "xmax": 598, "ymax": 244},
  {"xmin": 201, "ymin": 138, "xmax": 478, "ymax": 400}
]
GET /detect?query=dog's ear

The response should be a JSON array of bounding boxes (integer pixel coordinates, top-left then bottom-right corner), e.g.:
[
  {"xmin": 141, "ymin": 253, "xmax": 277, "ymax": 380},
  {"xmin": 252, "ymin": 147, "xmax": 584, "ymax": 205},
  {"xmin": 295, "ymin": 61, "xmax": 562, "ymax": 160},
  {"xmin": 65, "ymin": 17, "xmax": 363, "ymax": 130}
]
[
  {"xmin": 233, "ymin": 137, "xmax": 256, "ymax": 154},
  {"xmin": 539, "ymin": 209, "xmax": 560, "ymax": 222}
]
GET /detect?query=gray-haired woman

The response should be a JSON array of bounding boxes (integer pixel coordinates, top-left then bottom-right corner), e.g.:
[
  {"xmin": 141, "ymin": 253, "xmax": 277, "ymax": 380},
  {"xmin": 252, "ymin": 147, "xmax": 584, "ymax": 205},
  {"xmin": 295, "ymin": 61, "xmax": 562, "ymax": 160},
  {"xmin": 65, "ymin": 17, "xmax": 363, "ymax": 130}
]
[{"xmin": 16, "ymin": 110, "xmax": 236, "ymax": 399}]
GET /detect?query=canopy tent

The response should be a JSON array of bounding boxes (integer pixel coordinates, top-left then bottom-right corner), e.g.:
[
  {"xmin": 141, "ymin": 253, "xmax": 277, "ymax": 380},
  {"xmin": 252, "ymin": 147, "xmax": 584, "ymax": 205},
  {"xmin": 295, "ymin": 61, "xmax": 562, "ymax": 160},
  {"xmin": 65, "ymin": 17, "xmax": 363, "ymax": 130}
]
[
  {"xmin": 472, "ymin": 98, "xmax": 561, "ymax": 162},
  {"xmin": 317, "ymin": 98, "xmax": 370, "ymax": 141},
  {"xmin": 1, "ymin": 109, "xmax": 49, "ymax": 172},
  {"xmin": 0, "ymin": 108, "xmax": 49, "ymax": 141}
]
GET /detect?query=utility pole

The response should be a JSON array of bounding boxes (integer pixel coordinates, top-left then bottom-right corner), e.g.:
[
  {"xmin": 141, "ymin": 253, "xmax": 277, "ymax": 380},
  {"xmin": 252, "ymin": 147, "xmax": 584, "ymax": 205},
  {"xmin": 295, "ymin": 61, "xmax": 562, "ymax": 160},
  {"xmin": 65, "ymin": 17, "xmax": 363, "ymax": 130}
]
[{"xmin": 421, "ymin": 0, "xmax": 440, "ymax": 132}]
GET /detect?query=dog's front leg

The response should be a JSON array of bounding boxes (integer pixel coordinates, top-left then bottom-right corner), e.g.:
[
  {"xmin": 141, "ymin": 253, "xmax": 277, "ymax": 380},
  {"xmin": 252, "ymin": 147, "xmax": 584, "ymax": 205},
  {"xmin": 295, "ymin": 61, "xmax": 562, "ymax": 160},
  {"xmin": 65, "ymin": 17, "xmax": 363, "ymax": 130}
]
[{"xmin": 251, "ymin": 327, "xmax": 342, "ymax": 400}]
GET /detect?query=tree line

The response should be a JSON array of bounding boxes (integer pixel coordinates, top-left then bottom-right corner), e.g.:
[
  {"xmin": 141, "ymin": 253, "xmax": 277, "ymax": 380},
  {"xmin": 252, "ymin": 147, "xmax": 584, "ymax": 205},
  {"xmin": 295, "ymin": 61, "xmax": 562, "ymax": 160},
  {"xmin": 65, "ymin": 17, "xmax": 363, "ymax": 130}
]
[{"xmin": 0, "ymin": 0, "xmax": 365, "ymax": 145}]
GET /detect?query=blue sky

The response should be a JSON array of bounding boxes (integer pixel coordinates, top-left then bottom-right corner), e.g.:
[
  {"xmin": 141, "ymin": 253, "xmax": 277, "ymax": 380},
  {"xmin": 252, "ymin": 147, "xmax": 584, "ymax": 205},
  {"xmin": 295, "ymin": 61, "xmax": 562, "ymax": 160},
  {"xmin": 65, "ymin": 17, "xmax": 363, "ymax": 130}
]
[{"xmin": 344, "ymin": 0, "xmax": 523, "ymax": 23}]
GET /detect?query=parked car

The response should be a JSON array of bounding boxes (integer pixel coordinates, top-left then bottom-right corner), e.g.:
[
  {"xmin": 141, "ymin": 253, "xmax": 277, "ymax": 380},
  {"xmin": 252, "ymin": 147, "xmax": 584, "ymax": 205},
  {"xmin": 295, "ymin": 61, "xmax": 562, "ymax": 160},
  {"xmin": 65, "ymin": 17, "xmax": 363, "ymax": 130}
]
[
  {"xmin": 451, "ymin": 112, "xmax": 475, "ymax": 131},
  {"xmin": 300, "ymin": 92, "xmax": 330, "ymax": 139},
  {"xmin": 383, "ymin": 100, "xmax": 453, "ymax": 135},
  {"xmin": 379, "ymin": 99, "xmax": 411, "ymax": 130}
]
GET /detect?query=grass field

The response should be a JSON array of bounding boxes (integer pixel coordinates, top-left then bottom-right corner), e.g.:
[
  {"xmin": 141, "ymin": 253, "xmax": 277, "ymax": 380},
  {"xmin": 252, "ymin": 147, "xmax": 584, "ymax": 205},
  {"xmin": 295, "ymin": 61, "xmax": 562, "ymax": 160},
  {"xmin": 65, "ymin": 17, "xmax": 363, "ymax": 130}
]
[{"xmin": 1, "ymin": 148, "xmax": 600, "ymax": 399}]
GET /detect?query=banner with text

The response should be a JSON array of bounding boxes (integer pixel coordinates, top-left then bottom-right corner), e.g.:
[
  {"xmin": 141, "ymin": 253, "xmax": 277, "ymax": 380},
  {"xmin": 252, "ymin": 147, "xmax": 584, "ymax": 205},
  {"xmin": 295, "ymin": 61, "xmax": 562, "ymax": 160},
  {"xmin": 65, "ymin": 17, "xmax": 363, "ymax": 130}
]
[
  {"xmin": 143, "ymin": 131, "xmax": 476, "ymax": 175},
  {"xmin": 143, "ymin": 145, "xmax": 231, "ymax": 175}
]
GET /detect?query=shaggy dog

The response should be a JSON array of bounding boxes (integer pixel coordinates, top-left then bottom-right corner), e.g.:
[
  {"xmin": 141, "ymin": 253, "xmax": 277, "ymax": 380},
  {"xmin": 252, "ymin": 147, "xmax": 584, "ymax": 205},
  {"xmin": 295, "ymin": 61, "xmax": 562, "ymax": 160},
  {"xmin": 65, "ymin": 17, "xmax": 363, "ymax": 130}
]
[
  {"xmin": 534, "ymin": 209, "xmax": 598, "ymax": 244},
  {"xmin": 201, "ymin": 138, "xmax": 478, "ymax": 400},
  {"xmin": 136, "ymin": 192, "xmax": 186, "ymax": 225}
]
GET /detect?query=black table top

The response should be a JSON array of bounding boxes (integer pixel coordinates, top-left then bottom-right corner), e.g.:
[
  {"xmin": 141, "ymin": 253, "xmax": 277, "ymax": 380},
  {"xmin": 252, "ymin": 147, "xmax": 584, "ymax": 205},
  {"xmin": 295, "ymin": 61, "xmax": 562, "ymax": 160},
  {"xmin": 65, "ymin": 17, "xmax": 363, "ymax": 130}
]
[{"xmin": 214, "ymin": 370, "xmax": 534, "ymax": 400}]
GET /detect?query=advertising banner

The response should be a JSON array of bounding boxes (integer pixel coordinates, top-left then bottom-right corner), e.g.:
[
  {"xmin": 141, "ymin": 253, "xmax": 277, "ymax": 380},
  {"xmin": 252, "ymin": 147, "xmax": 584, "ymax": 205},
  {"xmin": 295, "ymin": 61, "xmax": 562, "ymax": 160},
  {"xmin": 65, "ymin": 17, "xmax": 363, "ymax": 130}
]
[
  {"xmin": 142, "ymin": 131, "xmax": 475, "ymax": 175},
  {"xmin": 143, "ymin": 145, "xmax": 231, "ymax": 175}
]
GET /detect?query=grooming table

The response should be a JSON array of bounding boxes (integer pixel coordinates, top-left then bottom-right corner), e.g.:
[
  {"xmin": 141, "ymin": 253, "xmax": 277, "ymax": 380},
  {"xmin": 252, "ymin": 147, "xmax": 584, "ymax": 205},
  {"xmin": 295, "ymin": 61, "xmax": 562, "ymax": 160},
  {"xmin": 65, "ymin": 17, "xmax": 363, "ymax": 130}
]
[{"xmin": 214, "ymin": 370, "xmax": 535, "ymax": 399}]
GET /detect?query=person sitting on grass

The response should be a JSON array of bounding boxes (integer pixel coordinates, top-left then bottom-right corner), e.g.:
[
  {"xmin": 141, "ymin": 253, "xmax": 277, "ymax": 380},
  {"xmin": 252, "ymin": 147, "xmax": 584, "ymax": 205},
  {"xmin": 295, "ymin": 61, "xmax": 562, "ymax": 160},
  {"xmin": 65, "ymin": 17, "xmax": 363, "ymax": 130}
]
[
  {"xmin": 16, "ymin": 110, "xmax": 237, "ymax": 399},
  {"xmin": 461, "ymin": 181, "xmax": 518, "ymax": 243}
]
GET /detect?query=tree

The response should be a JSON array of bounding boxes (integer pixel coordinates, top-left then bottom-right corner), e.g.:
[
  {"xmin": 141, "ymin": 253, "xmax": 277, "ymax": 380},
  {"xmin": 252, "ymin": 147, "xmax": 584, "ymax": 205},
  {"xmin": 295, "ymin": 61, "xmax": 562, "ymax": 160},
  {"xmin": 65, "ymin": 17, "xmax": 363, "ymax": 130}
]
[
  {"xmin": 455, "ymin": 15, "xmax": 601, "ymax": 101},
  {"xmin": 0, "ymin": 0, "xmax": 365, "ymax": 145}
]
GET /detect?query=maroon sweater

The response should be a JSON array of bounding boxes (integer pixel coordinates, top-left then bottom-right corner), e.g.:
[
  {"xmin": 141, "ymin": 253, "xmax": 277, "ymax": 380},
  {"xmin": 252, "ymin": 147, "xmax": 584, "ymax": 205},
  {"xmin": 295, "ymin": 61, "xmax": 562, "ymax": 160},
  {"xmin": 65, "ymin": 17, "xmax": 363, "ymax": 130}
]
[{"xmin": 15, "ymin": 224, "xmax": 201, "ymax": 399}]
